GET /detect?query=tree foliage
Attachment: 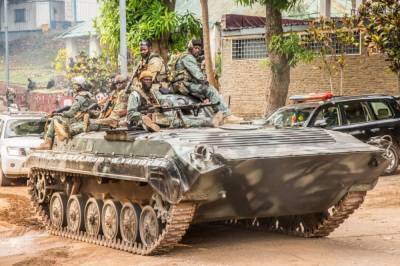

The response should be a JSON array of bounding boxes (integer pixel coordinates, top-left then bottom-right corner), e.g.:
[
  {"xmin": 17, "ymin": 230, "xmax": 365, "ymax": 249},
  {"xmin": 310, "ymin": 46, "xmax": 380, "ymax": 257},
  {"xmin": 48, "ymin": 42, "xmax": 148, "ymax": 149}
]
[
  {"xmin": 358, "ymin": 0, "xmax": 400, "ymax": 89},
  {"xmin": 269, "ymin": 33, "xmax": 314, "ymax": 68},
  {"xmin": 306, "ymin": 16, "xmax": 360, "ymax": 95},
  {"xmin": 95, "ymin": 0, "xmax": 201, "ymax": 60},
  {"xmin": 236, "ymin": 0, "xmax": 301, "ymax": 10}
]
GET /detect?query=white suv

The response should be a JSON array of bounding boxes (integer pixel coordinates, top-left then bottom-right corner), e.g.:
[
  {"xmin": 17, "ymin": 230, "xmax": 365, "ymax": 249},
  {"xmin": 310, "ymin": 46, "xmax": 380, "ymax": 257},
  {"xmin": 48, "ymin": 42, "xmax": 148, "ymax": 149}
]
[{"xmin": 0, "ymin": 112, "xmax": 46, "ymax": 186}]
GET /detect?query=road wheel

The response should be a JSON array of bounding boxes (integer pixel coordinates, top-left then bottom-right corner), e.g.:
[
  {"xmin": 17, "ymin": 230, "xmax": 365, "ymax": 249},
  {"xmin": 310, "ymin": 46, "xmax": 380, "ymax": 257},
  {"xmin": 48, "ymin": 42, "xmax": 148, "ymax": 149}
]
[
  {"xmin": 384, "ymin": 142, "xmax": 400, "ymax": 175},
  {"xmin": 101, "ymin": 199, "xmax": 121, "ymax": 240},
  {"xmin": 120, "ymin": 202, "xmax": 141, "ymax": 244},
  {"xmin": 84, "ymin": 197, "xmax": 103, "ymax": 236},
  {"xmin": 0, "ymin": 168, "xmax": 11, "ymax": 186},
  {"xmin": 67, "ymin": 195, "xmax": 86, "ymax": 232},
  {"xmin": 50, "ymin": 192, "xmax": 67, "ymax": 228},
  {"xmin": 139, "ymin": 205, "xmax": 162, "ymax": 247}
]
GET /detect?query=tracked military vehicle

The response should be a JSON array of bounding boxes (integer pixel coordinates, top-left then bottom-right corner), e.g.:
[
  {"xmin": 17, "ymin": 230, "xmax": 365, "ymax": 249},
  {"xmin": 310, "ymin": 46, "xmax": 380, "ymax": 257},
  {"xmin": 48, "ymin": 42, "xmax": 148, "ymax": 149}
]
[{"xmin": 26, "ymin": 96, "xmax": 388, "ymax": 255}]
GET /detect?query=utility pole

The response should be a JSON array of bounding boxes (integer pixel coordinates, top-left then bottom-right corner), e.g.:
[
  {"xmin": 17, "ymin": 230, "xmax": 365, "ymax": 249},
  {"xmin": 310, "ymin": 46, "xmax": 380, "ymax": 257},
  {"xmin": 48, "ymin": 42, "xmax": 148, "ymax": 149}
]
[
  {"xmin": 119, "ymin": 0, "xmax": 128, "ymax": 77},
  {"xmin": 72, "ymin": 0, "xmax": 77, "ymax": 25},
  {"xmin": 4, "ymin": 0, "xmax": 9, "ymax": 88}
]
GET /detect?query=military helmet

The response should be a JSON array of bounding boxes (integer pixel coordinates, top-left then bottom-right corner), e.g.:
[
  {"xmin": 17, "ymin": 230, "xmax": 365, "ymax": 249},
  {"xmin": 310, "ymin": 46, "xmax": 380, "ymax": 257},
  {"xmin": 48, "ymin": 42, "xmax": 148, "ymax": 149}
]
[
  {"xmin": 139, "ymin": 70, "xmax": 153, "ymax": 80},
  {"xmin": 72, "ymin": 76, "xmax": 89, "ymax": 91}
]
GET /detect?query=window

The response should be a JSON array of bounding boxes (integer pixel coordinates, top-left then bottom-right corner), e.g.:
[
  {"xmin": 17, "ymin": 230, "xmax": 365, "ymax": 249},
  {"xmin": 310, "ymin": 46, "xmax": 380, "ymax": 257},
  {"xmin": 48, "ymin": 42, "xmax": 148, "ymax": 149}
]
[
  {"xmin": 266, "ymin": 106, "xmax": 315, "ymax": 128},
  {"xmin": 302, "ymin": 31, "xmax": 361, "ymax": 55},
  {"xmin": 5, "ymin": 119, "xmax": 45, "ymax": 138},
  {"xmin": 232, "ymin": 38, "xmax": 267, "ymax": 59},
  {"xmin": 0, "ymin": 119, "xmax": 4, "ymax": 137},
  {"xmin": 14, "ymin": 9, "xmax": 26, "ymax": 23},
  {"xmin": 369, "ymin": 100, "xmax": 394, "ymax": 120},
  {"xmin": 312, "ymin": 106, "xmax": 340, "ymax": 128},
  {"xmin": 342, "ymin": 101, "xmax": 373, "ymax": 125}
]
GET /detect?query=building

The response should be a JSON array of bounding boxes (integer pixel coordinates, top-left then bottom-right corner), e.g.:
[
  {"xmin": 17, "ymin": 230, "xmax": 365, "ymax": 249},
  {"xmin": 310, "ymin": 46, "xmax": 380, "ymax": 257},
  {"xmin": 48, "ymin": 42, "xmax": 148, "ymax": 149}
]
[
  {"xmin": 219, "ymin": 14, "xmax": 398, "ymax": 118},
  {"xmin": 0, "ymin": 0, "xmax": 67, "ymax": 33}
]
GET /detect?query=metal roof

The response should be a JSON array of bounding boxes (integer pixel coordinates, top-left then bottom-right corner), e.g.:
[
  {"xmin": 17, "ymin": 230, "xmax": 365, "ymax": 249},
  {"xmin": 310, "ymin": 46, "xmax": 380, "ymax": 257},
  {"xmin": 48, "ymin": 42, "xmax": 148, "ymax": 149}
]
[{"xmin": 58, "ymin": 21, "xmax": 97, "ymax": 39}]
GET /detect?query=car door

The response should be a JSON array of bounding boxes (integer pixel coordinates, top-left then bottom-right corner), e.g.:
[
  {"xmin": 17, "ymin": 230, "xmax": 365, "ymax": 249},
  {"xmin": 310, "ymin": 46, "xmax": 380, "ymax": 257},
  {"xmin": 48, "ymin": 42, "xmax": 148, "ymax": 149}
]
[
  {"xmin": 335, "ymin": 101, "xmax": 375, "ymax": 142},
  {"xmin": 366, "ymin": 99, "xmax": 398, "ymax": 137}
]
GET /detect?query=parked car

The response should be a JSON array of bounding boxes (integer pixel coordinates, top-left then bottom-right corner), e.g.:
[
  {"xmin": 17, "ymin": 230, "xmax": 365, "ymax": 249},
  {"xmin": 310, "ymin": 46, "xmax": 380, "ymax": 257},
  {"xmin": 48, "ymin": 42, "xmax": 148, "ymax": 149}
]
[
  {"xmin": 0, "ymin": 112, "xmax": 46, "ymax": 186},
  {"xmin": 262, "ymin": 94, "xmax": 400, "ymax": 175}
]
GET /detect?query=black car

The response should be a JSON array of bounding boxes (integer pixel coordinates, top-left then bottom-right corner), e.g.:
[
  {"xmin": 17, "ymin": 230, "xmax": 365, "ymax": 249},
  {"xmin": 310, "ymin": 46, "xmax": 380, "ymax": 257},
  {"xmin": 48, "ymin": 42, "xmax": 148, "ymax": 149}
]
[{"xmin": 264, "ymin": 94, "xmax": 400, "ymax": 175}]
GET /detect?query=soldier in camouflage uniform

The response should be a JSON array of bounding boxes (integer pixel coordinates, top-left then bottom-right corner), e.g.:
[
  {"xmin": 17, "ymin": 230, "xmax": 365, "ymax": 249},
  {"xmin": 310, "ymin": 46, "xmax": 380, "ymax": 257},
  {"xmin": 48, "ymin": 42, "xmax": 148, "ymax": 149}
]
[
  {"xmin": 36, "ymin": 76, "xmax": 94, "ymax": 150},
  {"xmin": 127, "ymin": 71, "xmax": 221, "ymax": 132},
  {"xmin": 95, "ymin": 75, "xmax": 129, "ymax": 128},
  {"xmin": 134, "ymin": 40, "xmax": 167, "ymax": 84},
  {"xmin": 170, "ymin": 39, "xmax": 242, "ymax": 124}
]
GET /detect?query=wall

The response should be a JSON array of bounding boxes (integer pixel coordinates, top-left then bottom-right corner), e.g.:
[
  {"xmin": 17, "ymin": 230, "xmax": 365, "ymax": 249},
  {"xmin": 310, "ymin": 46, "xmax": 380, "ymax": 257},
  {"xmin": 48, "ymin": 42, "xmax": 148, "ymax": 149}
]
[
  {"xmin": 65, "ymin": 0, "xmax": 100, "ymax": 22},
  {"xmin": 0, "ymin": 1, "xmax": 37, "ymax": 31},
  {"xmin": 220, "ymin": 34, "xmax": 399, "ymax": 119}
]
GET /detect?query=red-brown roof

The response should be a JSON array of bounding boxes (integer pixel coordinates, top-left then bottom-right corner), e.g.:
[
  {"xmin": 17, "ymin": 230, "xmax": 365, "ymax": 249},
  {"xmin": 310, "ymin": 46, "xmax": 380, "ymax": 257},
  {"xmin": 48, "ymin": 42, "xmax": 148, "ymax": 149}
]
[{"xmin": 221, "ymin": 14, "xmax": 308, "ymax": 30}]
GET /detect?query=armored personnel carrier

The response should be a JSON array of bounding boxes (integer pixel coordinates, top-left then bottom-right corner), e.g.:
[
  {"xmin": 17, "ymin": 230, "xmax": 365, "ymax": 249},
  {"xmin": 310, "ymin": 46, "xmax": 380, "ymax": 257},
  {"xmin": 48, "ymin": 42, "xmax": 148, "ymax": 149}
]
[{"xmin": 26, "ymin": 98, "xmax": 388, "ymax": 255}]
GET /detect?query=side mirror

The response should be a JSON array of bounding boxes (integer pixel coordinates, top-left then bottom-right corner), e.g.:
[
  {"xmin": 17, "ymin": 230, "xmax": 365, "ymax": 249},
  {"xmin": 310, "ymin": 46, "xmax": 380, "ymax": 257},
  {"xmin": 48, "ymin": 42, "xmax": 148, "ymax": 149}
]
[{"xmin": 314, "ymin": 119, "xmax": 328, "ymax": 128}]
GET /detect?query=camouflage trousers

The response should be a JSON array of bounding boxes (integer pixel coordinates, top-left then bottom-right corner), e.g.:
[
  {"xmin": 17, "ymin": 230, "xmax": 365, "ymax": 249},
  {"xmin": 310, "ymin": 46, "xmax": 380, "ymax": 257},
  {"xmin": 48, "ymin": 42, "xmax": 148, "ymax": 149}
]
[
  {"xmin": 69, "ymin": 120, "xmax": 102, "ymax": 137},
  {"xmin": 46, "ymin": 116, "xmax": 71, "ymax": 139},
  {"xmin": 154, "ymin": 112, "xmax": 213, "ymax": 128},
  {"xmin": 187, "ymin": 84, "xmax": 231, "ymax": 117}
]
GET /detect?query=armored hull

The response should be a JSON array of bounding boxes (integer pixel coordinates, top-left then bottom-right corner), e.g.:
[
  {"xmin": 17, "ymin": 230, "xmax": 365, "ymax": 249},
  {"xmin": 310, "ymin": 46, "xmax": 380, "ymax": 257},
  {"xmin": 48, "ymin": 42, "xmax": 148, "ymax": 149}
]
[{"xmin": 26, "ymin": 126, "xmax": 387, "ymax": 255}]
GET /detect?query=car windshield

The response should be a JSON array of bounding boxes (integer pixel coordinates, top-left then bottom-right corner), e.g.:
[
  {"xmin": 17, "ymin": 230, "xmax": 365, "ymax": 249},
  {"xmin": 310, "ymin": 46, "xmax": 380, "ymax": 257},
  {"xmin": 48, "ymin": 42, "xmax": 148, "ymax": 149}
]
[
  {"xmin": 5, "ymin": 119, "xmax": 45, "ymax": 138},
  {"xmin": 266, "ymin": 106, "xmax": 316, "ymax": 128}
]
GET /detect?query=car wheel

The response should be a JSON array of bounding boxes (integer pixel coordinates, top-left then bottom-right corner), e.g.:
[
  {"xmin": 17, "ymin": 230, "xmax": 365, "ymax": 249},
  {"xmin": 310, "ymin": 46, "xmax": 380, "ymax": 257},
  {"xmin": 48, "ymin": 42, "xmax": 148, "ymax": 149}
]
[
  {"xmin": 383, "ymin": 142, "xmax": 400, "ymax": 175},
  {"xmin": 0, "ymin": 167, "xmax": 11, "ymax": 186}
]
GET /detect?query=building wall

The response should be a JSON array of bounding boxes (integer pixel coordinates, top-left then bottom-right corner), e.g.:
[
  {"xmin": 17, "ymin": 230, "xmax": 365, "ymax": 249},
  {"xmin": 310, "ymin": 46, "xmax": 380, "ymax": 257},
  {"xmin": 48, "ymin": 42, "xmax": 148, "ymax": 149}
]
[
  {"xmin": 1, "ymin": 1, "xmax": 37, "ymax": 31},
  {"xmin": 65, "ymin": 0, "xmax": 100, "ymax": 22},
  {"xmin": 220, "ymin": 34, "xmax": 399, "ymax": 119}
]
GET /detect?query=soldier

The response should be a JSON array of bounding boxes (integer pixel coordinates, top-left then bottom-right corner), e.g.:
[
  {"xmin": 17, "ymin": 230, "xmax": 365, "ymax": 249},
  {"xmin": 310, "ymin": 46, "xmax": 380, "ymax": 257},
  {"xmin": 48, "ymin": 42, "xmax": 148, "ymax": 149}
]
[
  {"xmin": 127, "ymin": 71, "xmax": 162, "ymax": 132},
  {"xmin": 134, "ymin": 40, "xmax": 167, "ymax": 84},
  {"xmin": 170, "ymin": 39, "xmax": 242, "ymax": 124},
  {"xmin": 127, "ymin": 71, "xmax": 222, "ymax": 132},
  {"xmin": 95, "ymin": 75, "xmax": 129, "ymax": 128},
  {"xmin": 36, "ymin": 76, "xmax": 94, "ymax": 150},
  {"xmin": 5, "ymin": 87, "xmax": 16, "ymax": 106}
]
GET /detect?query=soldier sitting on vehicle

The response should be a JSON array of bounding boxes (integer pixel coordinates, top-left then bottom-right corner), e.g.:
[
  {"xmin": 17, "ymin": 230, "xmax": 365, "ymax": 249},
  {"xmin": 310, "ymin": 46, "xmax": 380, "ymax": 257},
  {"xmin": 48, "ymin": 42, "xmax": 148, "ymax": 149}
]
[
  {"xmin": 95, "ymin": 75, "xmax": 130, "ymax": 128},
  {"xmin": 36, "ymin": 76, "xmax": 95, "ymax": 150},
  {"xmin": 133, "ymin": 40, "xmax": 167, "ymax": 85},
  {"xmin": 127, "ymin": 71, "xmax": 223, "ymax": 132},
  {"xmin": 169, "ymin": 39, "xmax": 242, "ymax": 124}
]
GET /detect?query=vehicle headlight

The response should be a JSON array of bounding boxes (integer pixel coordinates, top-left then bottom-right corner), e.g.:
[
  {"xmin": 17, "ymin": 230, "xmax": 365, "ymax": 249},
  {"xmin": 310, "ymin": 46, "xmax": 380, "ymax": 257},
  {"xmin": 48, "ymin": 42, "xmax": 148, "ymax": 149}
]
[{"xmin": 7, "ymin": 147, "xmax": 26, "ymax": 156}]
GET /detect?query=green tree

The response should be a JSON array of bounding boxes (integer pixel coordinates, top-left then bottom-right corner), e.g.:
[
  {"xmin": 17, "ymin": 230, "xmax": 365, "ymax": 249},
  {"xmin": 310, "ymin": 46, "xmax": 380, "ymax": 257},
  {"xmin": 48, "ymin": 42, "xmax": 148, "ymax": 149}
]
[
  {"xmin": 307, "ymin": 16, "xmax": 359, "ymax": 95},
  {"xmin": 236, "ymin": 0, "xmax": 302, "ymax": 115},
  {"xmin": 96, "ymin": 0, "xmax": 201, "ymax": 62},
  {"xmin": 358, "ymin": 0, "xmax": 400, "ymax": 91}
]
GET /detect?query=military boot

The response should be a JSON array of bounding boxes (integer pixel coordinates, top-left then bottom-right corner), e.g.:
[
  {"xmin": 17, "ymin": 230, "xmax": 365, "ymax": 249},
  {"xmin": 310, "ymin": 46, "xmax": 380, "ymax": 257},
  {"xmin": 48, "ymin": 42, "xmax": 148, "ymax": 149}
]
[
  {"xmin": 54, "ymin": 120, "xmax": 70, "ymax": 141},
  {"xmin": 34, "ymin": 138, "xmax": 53, "ymax": 150},
  {"xmin": 211, "ymin": 111, "xmax": 224, "ymax": 127},
  {"xmin": 141, "ymin": 115, "xmax": 160, "ymax": 132},
  {"xmin": 223, "ymin": 114, "xmax": 244, "ymax": 124}
]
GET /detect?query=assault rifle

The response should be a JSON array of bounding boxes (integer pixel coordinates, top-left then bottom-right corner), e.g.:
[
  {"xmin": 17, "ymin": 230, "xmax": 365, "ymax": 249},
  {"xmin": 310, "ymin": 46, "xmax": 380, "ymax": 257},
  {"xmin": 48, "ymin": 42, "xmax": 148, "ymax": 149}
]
[
  {"xmin": 100, "ymin": 63, "xmax": 143, "ymax": 118},
  {"xmin": 143, "ymin": 102, "xmax": 219, "ymax": 117}
]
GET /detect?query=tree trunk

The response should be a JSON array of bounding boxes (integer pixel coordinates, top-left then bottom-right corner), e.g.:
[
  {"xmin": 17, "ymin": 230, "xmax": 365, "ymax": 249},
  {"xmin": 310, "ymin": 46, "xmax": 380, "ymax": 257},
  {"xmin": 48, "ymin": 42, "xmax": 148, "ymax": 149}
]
[
  {"xmin": 200, "ymin": 0, "xmax": 217, "ymax": 88},
  {"xmin": 265, "ymin": 3, "xmax": 290, "ymax": 116},
  {"xmin": 152, "ymin": 36, "xmax": 169, "ymax": 62}
]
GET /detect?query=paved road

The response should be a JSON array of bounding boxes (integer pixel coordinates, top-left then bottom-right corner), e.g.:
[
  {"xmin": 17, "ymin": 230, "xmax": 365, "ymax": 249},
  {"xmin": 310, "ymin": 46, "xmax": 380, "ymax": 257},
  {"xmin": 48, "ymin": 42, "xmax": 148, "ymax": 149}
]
[{"xmin": 1, "ymin": 176, "xmax": 400, "ymax": 266}]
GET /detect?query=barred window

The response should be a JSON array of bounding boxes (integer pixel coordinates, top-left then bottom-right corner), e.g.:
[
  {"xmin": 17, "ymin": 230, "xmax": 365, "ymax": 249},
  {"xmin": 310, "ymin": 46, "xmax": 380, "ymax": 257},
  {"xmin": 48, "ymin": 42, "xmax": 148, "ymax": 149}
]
[
  {"xmin": 232, "ymin": 38, "xmax": 267, "ymax": 60},
  {"xmin": 15, "ymin": 9, "xmax": 26, "ymax": 23},
  {"xmin": 303, "ymin": 31, "xmax": 361, "ymax": 55}
]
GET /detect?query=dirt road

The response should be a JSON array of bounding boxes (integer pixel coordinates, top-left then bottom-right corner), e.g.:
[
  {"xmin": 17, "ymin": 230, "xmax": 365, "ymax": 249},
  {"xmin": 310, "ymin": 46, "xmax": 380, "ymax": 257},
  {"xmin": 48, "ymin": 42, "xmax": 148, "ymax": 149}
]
[{"xmin": 1, "ymin": 176, "xmax": 400, "ymax": 266}]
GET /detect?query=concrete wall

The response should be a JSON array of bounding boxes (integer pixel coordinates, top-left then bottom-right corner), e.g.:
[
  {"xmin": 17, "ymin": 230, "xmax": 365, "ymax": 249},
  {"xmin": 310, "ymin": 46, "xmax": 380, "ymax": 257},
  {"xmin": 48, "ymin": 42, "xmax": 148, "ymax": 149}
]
[
  {"xmin": 220, "ymin": 34, "xmax": 399, "ymax": 119},
  {"xmin": 65, "ymin": 0, "xmax": 100, "ymax": 22}
]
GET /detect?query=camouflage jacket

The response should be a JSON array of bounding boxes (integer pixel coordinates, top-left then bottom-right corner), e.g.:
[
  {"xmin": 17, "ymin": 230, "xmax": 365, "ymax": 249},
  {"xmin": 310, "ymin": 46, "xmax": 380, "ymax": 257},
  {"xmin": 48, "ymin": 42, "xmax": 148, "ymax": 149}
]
[
  {"xmin": 127, "ymin": 84, "xmax": 161, "ymax": 124},
  {"xmin": 137, "ymin": 53, "xmax": 167, "ymax": 82},
  {"xmin": 175, "ymin": 53, "xmax": 205, "ymax": 84},
  {"xmin": 62, "ymin": 91, "xmax": 93, "ymax": 119}
]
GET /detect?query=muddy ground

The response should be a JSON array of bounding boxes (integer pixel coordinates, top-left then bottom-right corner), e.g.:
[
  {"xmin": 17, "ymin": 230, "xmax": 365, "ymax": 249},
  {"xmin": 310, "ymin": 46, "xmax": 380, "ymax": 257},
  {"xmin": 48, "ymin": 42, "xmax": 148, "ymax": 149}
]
[{"xmin": 1, "ymin": 176, "xmax": 400, "ymax": 266}]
